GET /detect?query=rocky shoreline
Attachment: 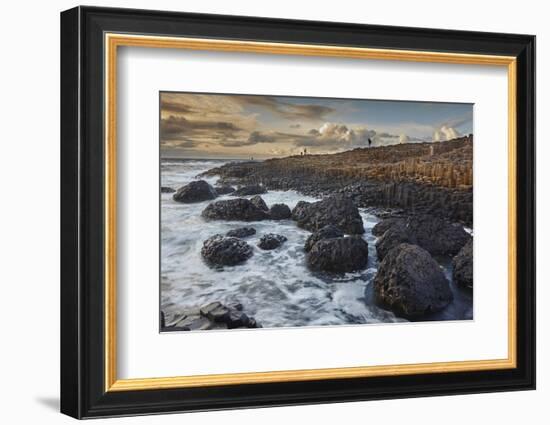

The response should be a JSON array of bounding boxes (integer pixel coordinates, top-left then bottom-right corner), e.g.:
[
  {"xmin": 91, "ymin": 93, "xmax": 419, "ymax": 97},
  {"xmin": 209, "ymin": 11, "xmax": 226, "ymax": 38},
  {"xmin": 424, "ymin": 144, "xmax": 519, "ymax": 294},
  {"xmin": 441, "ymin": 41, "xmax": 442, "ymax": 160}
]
[
  {"xmin": 161, "ymin": 154, "xmax": 473, "ymax": 329},
  {"xmin": 201, "ymin": 136, "xmax": 473, "ymax": 226}
]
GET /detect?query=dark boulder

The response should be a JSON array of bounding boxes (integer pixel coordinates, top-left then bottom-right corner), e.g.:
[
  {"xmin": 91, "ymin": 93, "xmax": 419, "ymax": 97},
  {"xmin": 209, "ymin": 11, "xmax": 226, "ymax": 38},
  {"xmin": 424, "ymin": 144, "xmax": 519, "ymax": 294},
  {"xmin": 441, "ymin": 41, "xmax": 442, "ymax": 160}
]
[
  {"xmin": 406, "ymin": 214, "xmax": 470, "ymax": 256},
  {"xmin": 372, "ymin": 217, "xmax": 406, "ymax": 237},
  {"xmin": 202, "ymin": 198, "xmax": 269, "ymax": 222},
  {"xmin": 166, "ymin": 302, "xmax": 260, "ymax": 331},
  {"xmin": 201, "ymin": 235, "xmax": 253, "ymax": 266},
  {"xmin": 291, "ymin": 201, "xmax": 311, "ymax": 221},
  {"xmin": 161, "ymin": 186, "xmax": 176, "ymax": 193},
  {"xmin": 173, "ymin": 180, "xmax": 217, "ymax": 203},
  {"xmin": 452, "ymin": 239, "xmax": 473, "ymax": 288},
  {"xmin": 373, "ymin": 243, "xmax": 453, "ymax": 317},
  {"xmin": 375, "ymin": 223, "xmax": 415, "ymax": 260},
  {"xmin": 231, "ymin": 185, "xmax": 267, "ymax": 196},
  {"xmin": 214, "ymin": 185, "xmax": 236, "ymax": 195},
  {"xmin": 304, "ymin": 225, "xmax": 344, "ymax": 252},
  {"xmin": 250, "ymin": 195, "xmax": 269, "ymax": 211},
  {"xmin": 307, "ymin": 236, "xmax": 369, "ymax": 273},
  {"xmin": 226, "ymin": 227, "xmax": 256, "ymax": 238},
  {"xmin": 293, "ymin": 195, "xmax": 364, "ymax": 234},
  {"xmin": 269, "ymin": 203, "xmax": 292, "ymax": 220},
  {"xmin": 257, "ymin": 233, "xmax": 287, "ymax": 250}
]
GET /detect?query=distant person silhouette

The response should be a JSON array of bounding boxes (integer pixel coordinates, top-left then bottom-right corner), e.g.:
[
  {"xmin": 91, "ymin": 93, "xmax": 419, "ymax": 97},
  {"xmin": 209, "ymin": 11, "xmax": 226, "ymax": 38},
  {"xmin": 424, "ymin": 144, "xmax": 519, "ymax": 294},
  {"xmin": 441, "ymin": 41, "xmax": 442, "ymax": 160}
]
[{"xmin": 368, "ymin": 138, "xmax": 372, "ymax": 147}]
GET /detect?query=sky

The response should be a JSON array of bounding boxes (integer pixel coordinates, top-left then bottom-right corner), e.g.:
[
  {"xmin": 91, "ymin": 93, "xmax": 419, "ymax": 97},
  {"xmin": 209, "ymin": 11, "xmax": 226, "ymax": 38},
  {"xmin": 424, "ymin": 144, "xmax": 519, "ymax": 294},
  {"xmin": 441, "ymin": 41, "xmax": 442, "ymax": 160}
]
[{"xmin": 160, "ymin": 92, "xmax": 473, "ymax": 159}]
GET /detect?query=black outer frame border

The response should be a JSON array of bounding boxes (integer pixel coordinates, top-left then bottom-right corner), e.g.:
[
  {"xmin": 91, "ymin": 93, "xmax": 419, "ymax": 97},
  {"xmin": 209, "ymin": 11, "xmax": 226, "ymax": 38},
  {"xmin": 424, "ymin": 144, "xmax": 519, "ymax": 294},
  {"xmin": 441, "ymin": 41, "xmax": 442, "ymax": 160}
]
[{"xmin": 60, "ymin": 6, "xmax": 536, "ymax": 419}]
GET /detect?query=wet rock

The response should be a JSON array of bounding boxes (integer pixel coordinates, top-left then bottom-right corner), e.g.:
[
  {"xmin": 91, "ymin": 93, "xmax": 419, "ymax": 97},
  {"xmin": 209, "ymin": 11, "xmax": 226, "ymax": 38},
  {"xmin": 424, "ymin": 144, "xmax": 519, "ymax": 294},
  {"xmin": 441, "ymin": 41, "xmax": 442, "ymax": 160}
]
[
  {"xmin": 258, "ymin": 233, "xmax": 287, "ymax": 250},
  {"xmin": 173, "ymin": 180, "xmax": 217, "ymax": 203},
  {"xmin": 200, "ymin": 301, "xmax": 230, "ymax": 322},
  {"xmin": 226, "ymin": 227, "xmax": 256, "ymax": 238},
  {"xmin": 293, "ymin": 195, "xmax": 364, "ymax": 234},
  {"xmin": 291, "ymin": 201, "xmax": 311, "ymax": 221},
  {"xmin": 231, "ymin": 185, "xmax": 267, "ymax": 196},
  {"xmin": 250, "ymin": 195, "xmax": 269, "ymax": 211},
  {"xmin": 405, "ymin": 214, "xmax": 470, "ymax": 256},
  {"xmin": 452, "ymin": 238, "xmax": 473, "ymax": 288},
  {"xmin": 161, "ymin": 186, "xmax": 176, "ymax": 193},
  {"xmin": 201, "ymin": 235, "xmax": 253, "ymax": 266},
  {"xmin": 269, "ymin": 203, "xmax": 292, "ymax": 220},
  {"xmin": 304, "ymin": 225, "xmax": 344, "ymax": 252},
  {"xmin": 307, "ymin": 236, "xmax": 369, "ymax": 273},
  {"xmin": 164, "ymin": 302, "xmax": 261, "ymax": 331},
  {"xmin": 372, "ymin": 217, "xmax": 406, "ymax": 237},
  {"xmin": 375, "ymin": 223, "xmax": 415, "ymax": 260},
  {"xmin": 160, "ymin": 311, "xmax": 166, "ymax": 328},
  {"xmin": 215, "ymin": 185, "xmax": 236, "ymax": 195},
  {"xmin": 373, "ymin": 243, "xmax": 453, "ymax": 318},
  {"xmin": 202, "ymin": 199, "xmax": 269, "ymax": 222}
]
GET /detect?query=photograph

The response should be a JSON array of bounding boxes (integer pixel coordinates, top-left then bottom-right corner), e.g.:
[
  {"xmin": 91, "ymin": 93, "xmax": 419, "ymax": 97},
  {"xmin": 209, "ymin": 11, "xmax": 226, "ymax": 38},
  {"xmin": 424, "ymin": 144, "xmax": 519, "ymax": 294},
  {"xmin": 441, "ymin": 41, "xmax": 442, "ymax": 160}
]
[{"xmin": 159, "ymin": 92, "xmax": 474, "ymax": 331}]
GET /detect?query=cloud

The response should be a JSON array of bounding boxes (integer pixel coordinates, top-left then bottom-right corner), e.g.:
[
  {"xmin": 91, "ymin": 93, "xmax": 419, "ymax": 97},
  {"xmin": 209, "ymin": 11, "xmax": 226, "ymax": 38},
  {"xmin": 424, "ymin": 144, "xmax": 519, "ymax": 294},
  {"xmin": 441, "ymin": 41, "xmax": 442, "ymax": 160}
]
[
  {"xmin": 160, "ymin": 115, "xmax": 244, "ymax": 143},
  {"xmin": 433, "ymin": 125, "xmax": 461, "ymax": 142},
  {"xmin": 234, "ymin": 95, "xmax": 335, "ymax": 121},
  {"xmin": 289, "ymin": 123, "xmax": 301, "ymax": 128},
  {"xmin": 160, "ymin": 98, "xmax": 196, "ymax": 114}
]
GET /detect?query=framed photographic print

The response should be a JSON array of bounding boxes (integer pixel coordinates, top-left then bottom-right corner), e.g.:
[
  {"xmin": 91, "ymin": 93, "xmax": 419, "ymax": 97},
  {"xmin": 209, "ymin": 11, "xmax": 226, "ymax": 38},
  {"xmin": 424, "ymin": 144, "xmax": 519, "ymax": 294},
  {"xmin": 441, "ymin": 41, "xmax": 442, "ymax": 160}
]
[{"xmin": 60, "ymin": 6, "xmax": 536, "ymax": 419}]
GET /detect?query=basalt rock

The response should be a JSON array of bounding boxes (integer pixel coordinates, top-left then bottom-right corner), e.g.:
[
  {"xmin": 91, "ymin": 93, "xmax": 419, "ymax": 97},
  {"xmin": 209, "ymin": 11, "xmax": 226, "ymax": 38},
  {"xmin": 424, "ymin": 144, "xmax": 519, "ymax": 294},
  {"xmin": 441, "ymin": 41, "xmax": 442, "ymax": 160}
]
[
  {"xmin": 231, "ymin": 185, "xmax": 267, "ymax": 196},
  {"xmin": 405, "ymin": 214, "xmax": 470, "ymax": 256},
  {"xmin": 293, "ymin": 195, "xmax": 364, "ymax": 235},
  {"xmin": 250, "ymin": 195, "xmax": 269, "ymax": 211},
  {"xmin": 164, "ymin": 302, "xmax": 260, "ymax": 331},
  {"xmin": 304, "ymin": 225, "xmax": 344, "ymax": 252},
  {"xmin": 291, "ymin": 201, "xmax": 311, "ymax": 221},
  {"xmin": 269, "ymin": 203, "xmax": 292, "ymax": 220},
  {"xmin": 202, "ymin": 198, "xmax": 269, "ymax": 222},
  {"xmin": 375, "ymin": 223, "xmax": 415, "ymax": 260},
  {"xmin": 452, "ymin": 238, "xmax": 473, "ymax": 288},
  {"xmin": 372, "ymin": 217, "xmax": 406, "ymax": 237},
  {"xmin": 226, "ymin": 227, "xmax": 256, "ymax": 238},
  {"xmin": 161, "ymin": 186, "xmax": 176, "ymax": 193},
  {"xmin": 173, "ymin": 180, "xmax": 217, "ymax": 203},
  {"xmin": 373, "ymin": 243, "xmax": 453, "ymax": 317},
  {"xmin": 257, "ymin": 233, "xmax": 287, "ymax": 250},
  {"xmin": 201, "ymin": 235, "xmax": 253, "ymax": 266},
  {"xmin": 307, "ymin": 236, "xmax": 369, "ymax": 273},
  {"xmin": 214, "ymin": 185, "xmax": 236, "ymax": 195}
]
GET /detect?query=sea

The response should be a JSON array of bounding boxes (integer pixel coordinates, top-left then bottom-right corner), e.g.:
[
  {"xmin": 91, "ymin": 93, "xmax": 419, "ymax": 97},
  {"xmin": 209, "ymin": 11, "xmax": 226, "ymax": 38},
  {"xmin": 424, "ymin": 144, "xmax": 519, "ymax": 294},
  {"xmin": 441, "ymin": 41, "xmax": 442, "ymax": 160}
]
[{"xmin": 160, "ymin": 158, "xmax": 473, "ymax": 329}]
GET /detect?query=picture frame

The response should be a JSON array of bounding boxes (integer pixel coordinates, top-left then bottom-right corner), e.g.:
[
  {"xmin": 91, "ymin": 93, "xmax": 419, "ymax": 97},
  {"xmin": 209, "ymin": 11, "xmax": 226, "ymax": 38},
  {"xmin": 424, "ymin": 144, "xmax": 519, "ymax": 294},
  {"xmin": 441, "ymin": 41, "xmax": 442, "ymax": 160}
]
[{"xmin": 60, "ymin": 5, "xmax": 535, "ymax": 419}]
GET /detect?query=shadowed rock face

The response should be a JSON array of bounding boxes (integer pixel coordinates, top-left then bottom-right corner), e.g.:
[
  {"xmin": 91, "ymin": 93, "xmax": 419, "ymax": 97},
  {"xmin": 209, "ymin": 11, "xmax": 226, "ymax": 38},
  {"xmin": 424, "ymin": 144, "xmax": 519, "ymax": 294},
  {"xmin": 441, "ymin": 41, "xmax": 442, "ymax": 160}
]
[
  {"xmin": 304, "ymin": 225, "xmax": 344, "ymax": 252},
  {"xmin": 202, "ymin": 198, "xmax": 269, "ymax": 222},
  {"xmin": 173, "ymin": 180, "xmax": 217, "ymax": 203},
  {"xmin": 293, "ymin": 195, "xmax": 364, "ymax": 235},
  {"xmin": 373, "ymin": 243, "xmax": 453, "ymax": 318},
  {"xmin": 201, "ymin": 235, "xmax": 253, "ymax": 266},
  {"xmin": 307, "ymin": 236, "xmax": 369, "ymax": 273},
  {"xmin": 453, "ymin": 239, "xmax": 473, "ymax": 288}
]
